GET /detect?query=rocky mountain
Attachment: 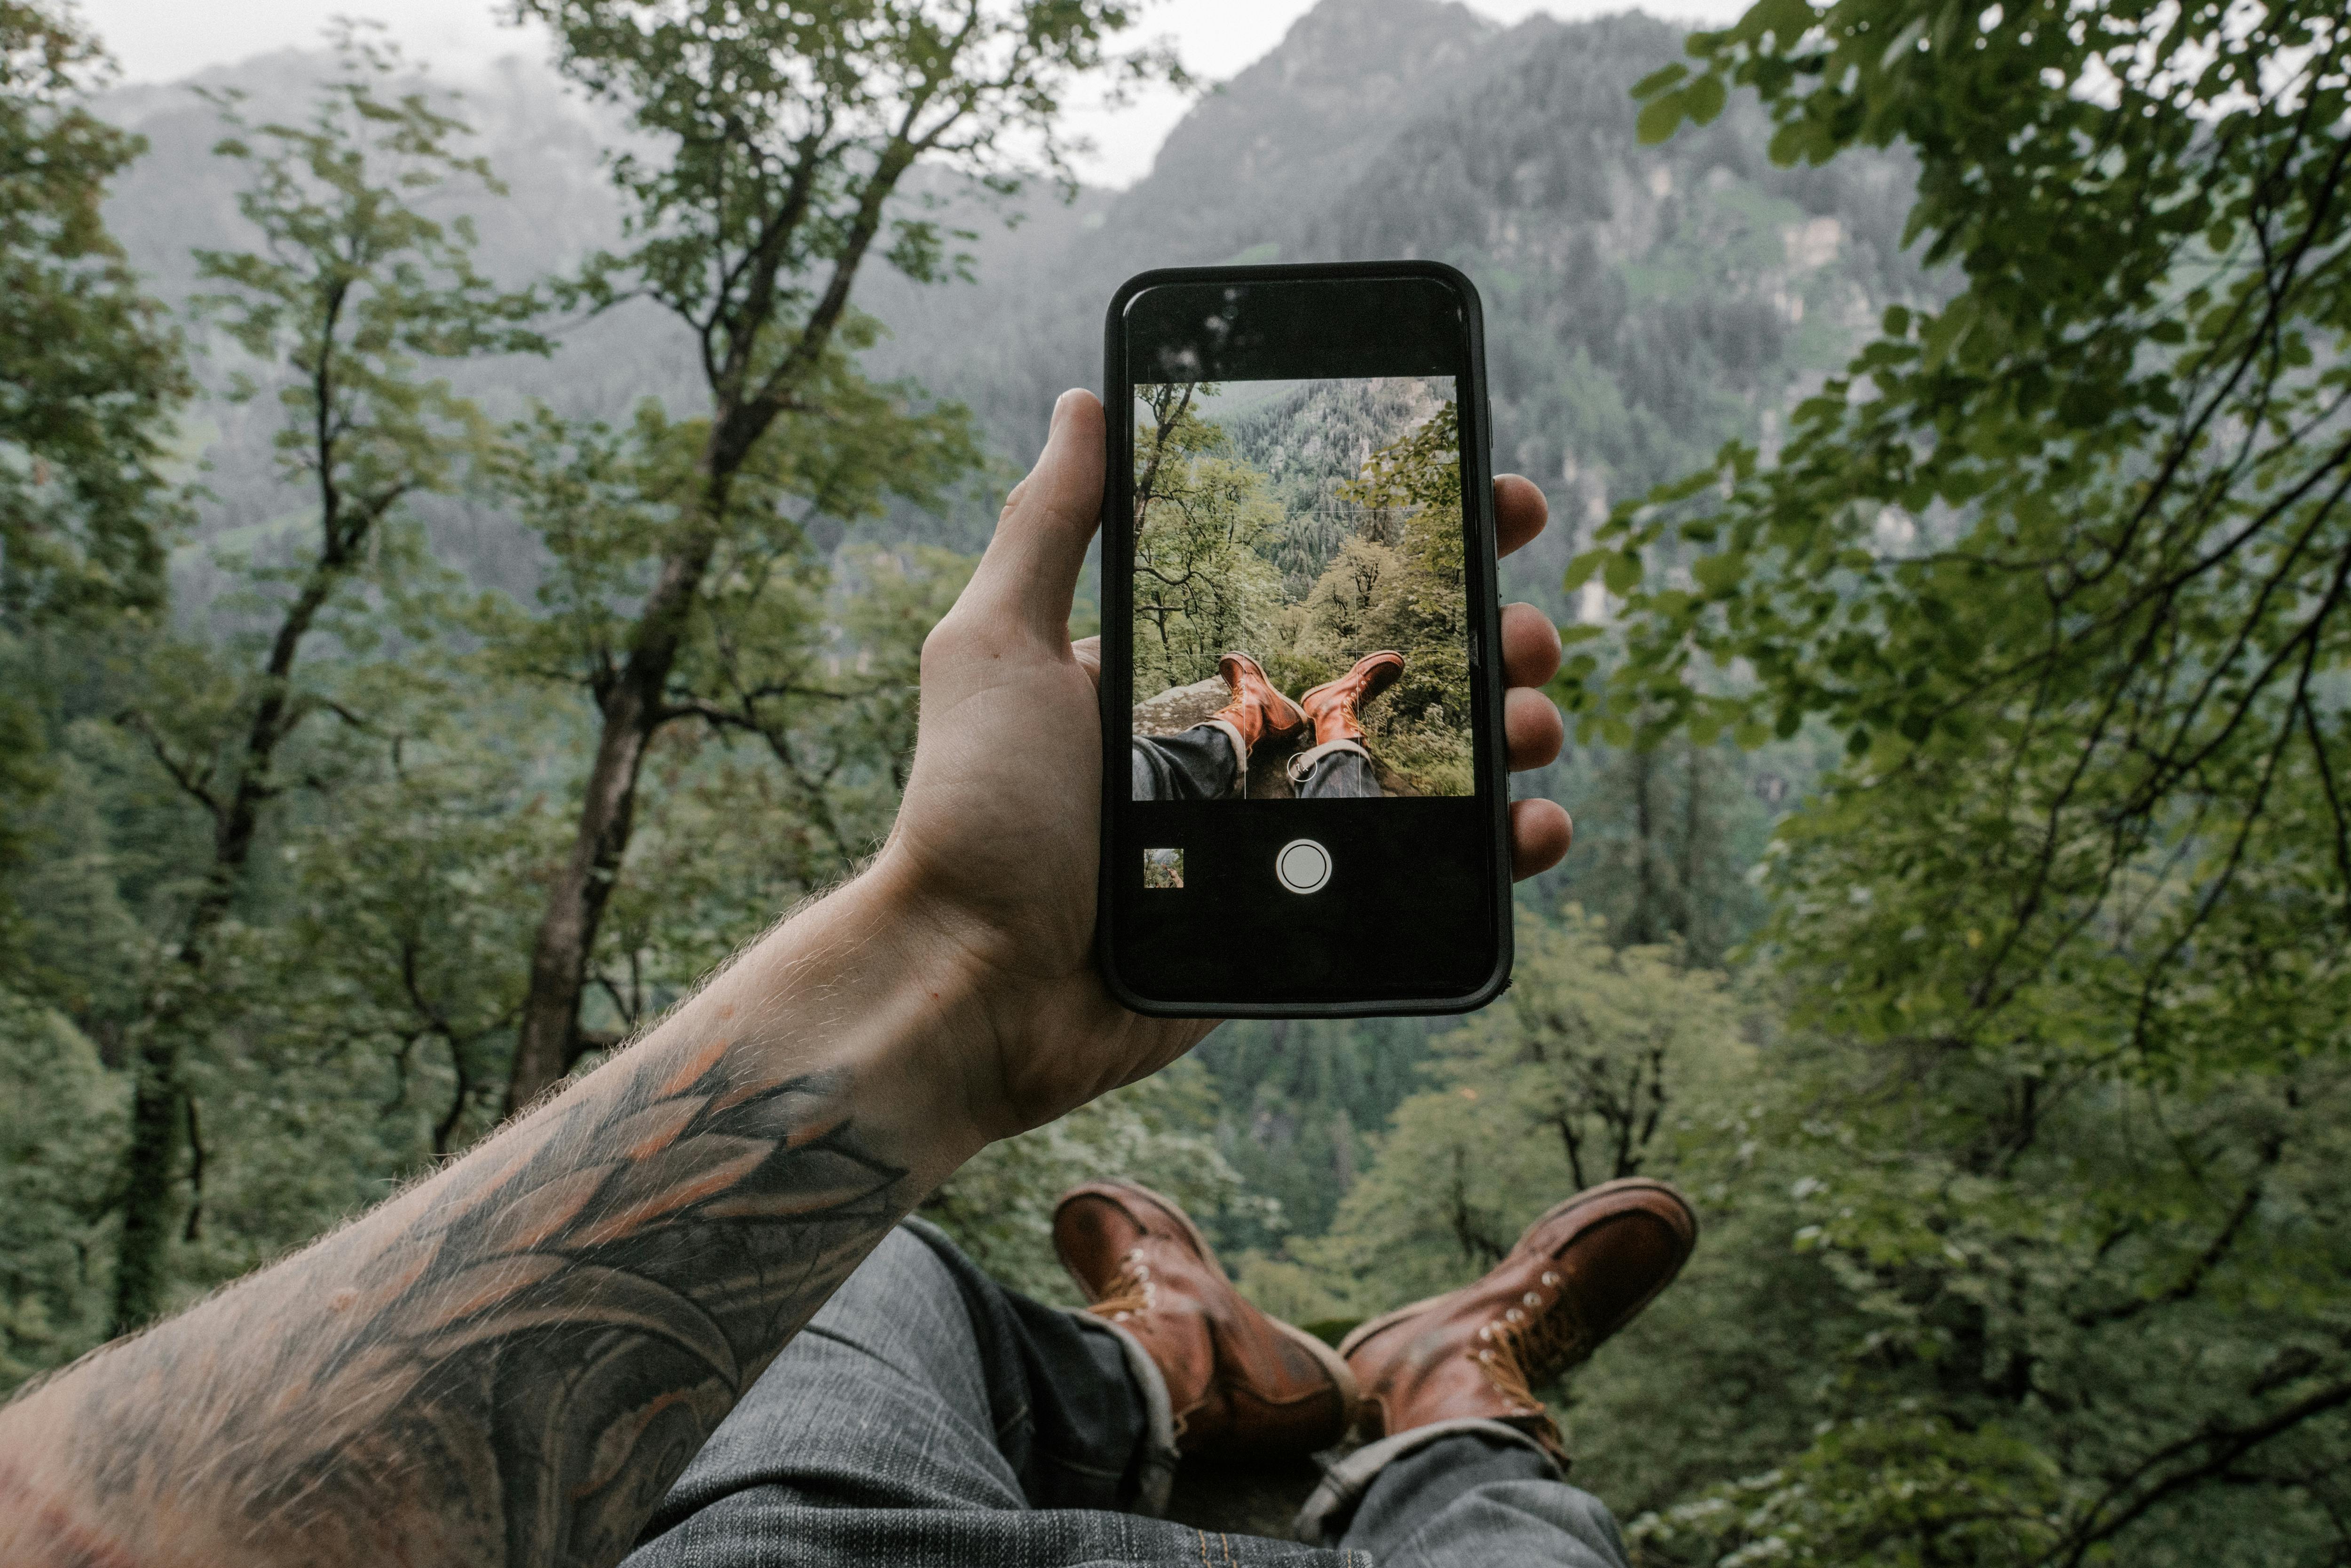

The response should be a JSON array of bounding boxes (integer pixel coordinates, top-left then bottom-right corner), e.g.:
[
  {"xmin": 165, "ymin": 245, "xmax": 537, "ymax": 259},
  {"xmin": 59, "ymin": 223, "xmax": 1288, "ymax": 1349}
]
[
  {"xmin": 95, "ymin": 0, "xmax": 1928, "ymax": 613},
  {"xmin": 852, "ymin": 0, "xmax": 1930, "ymax": 594}
]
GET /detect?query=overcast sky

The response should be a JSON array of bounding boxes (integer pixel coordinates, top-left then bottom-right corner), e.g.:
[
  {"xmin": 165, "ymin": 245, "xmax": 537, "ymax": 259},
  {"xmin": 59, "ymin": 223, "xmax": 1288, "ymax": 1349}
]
[{"xmin": 71, "ymin": 0, "xmax": 1747, "ymax": 186}]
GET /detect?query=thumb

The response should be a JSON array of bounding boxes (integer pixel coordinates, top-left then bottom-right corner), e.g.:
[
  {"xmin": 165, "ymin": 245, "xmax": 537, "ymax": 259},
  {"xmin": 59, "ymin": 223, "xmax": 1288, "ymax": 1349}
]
[{"xmin": 961, "ymin": 389, "xmax": 1105, "ymax": 644}]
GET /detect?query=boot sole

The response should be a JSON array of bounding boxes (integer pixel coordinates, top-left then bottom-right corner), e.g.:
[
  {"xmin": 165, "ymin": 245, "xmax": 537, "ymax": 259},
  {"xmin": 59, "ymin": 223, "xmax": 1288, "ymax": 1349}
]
[
  {"xmin": 1334, "ymin": 1175, "xmax": 1696, "ymax": 1368},
  {"xmin": 1060, "ymin": 1179, "xmax": 1363, "ymax": 1426}
]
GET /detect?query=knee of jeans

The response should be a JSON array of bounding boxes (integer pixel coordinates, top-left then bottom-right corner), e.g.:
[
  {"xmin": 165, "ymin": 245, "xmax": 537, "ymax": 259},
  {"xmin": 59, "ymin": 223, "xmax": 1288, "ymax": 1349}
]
[
  {"xmin": 1503, "ymin": 1480, "xmax": 1630, "ymax": 1566},
  {"xmin": 807, "ymin": 1222, "xmax": 965, "ymax": 1332},
  {"xmin": 1562, "ymin": 1483, "xmax": 1622, "ymax": 1539}
]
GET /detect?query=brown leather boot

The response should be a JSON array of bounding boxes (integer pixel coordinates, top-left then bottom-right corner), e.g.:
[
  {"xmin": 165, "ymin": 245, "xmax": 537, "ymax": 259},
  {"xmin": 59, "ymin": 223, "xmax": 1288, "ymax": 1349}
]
[
  {"xmin": 1211, "ymin": 651, "xmax": 1306, "ymax": 750},
  {"xmin": 1054, "ymin": 1181, "xmax": 1358, "ymax": 1460},
  {"xmin": 1339, "ymin": 1177, "xmax": 1696, "ymax": 1468},
  {"xmin": 1299, "ymin": 651, "xmax": 1406, "ymax": 746}
]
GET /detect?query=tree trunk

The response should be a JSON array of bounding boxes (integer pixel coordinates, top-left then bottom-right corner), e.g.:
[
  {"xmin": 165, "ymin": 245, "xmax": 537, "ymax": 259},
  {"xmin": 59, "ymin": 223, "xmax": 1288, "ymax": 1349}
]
[
  {"xmin": 111, "ymin": 873, "xmax": 245, "ymax": 1332},
  {"xmin": 505, "ymin": 462, "xmax": 736, "ymax": 1114},
  {"xmin": 1628, "ymin": 743, "xmax": 1660, "ymax": 945},
  {"xmin": 110, "ymin": 533, "xmax": 347, "ymax": 1332},
  {"xmin": 505, "ymin": 680, "xmax": 660, "ymax": 1111},
  {"xmin": 111, "ymin": 1027, "xmax": 187, "ymax": 1335},
  {"xmin": 1677, "ymin": 739, "xmax": 1706, "ymax": 956}
]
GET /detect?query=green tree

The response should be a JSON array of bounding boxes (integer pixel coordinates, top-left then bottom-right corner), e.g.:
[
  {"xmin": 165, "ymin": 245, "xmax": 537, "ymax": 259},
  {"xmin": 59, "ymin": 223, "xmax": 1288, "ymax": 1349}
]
[
  {"xmin": 263, "ymin": 689, "xmax": 568, "ymax": 1158},
  {"xmin": 1191, "ymin": 1013, "xmax": 1440, "ymax": 1251},
  {"xmin": 500, "ymin": 0, "xmax": 1177, "ymax": 1111},
  {"xmin": 104, "ymin": 32, "xmax": 544, "ymax": 1330},
  {"xmin": 1562, "ymin": 0, "xmax": 2351, "ymax": 1554},
  {"xmin": 0, "ymin": 989, "xmax": 124, "ymax": 1381},
  {"xmin": 485, "ymin": 377, "xmax": 974, "ymax": 1055},
  {"xmin": 1327, "ymin": 397, "xmax": 1472, "ymax": 794},
  {"xmin": 567, "ymin": 539, "xmax": 979, "ymax": 1041},
  {"xmin": 1303, "ymin": 908, "xmax": 1747, "ymax": 1308},
  {"xmin": 0, "ymin": 1, "xmax": 189, "ymax": 965},
  {"xmin": 1131, "ymin": 382, "xmax": 1286, "ymax": 693},
  {"xmin": 0, "ymin": 0, "xmax": 188, "ymax": 625},
  {"xmin": 1537, "ymin": 735, "xmax": 1786, "ymax": 962}
]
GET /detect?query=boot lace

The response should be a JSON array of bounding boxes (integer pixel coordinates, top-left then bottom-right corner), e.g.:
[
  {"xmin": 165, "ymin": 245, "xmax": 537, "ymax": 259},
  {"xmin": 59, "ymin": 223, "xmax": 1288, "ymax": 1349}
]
[
  {"xmin": 1088, "ymin": 1246, "xmax": 1158, "ymax": 1324},
  {"xmin": 1472, "ymin": 1269, "xmax": 1586, "ymax": 1415}
]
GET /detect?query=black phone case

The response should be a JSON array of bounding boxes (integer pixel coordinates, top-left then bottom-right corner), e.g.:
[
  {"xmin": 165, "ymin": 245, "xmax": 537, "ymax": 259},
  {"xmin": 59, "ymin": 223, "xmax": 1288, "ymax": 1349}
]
[{"xmin": 1094, "ymin": 260, "xmax": 1514, "ymax": 1017}]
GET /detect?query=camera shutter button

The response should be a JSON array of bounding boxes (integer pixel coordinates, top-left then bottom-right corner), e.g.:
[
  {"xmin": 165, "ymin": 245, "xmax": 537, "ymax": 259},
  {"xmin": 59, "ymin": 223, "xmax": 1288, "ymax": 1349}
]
[{"xmin": 1275, "ymin": 838, "xmax": 1331, "ymax": 894}]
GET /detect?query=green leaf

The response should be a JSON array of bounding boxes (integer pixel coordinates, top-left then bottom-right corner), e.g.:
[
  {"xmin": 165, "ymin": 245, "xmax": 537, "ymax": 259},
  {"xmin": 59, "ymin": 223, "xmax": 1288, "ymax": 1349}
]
[
  {"xmin": 1692, "ymin": 551, "xmax": 1748, "ymax": 595},
  {"xmin": 1636, "ymin": 89, "xmax": 1690, "ymax": 145},
  {"xmin": 1603, "ymin": 551, "xmax": 1645, "ymax": 595},
  {"xmin": 1747, "ymin": 0, "xmax": 1815, "ymax": 43},
  {"xmin": 1631, "ymin": 62, "xmax": 1690, "ymax": 99},
  {"xmin": 1922, "ymin": 295, "xmax": 1978, "ymax": 372},
  {"xmin": 1683, "ymin": 73, "xmax": 1727, "ymax": 126}
]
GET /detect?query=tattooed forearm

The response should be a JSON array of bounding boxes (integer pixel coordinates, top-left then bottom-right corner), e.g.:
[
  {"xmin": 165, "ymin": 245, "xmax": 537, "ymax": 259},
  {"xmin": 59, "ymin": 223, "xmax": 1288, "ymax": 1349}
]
[{"xmin": 0, "ymin": 882, "xmax": 981, "ymax": 1568}]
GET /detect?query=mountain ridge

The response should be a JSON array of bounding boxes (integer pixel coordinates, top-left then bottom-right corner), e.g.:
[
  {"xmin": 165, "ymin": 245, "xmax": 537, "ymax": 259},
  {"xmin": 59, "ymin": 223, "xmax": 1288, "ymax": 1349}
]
[{"xmin": 94, "ymin": 0, "xmax": 1931, "ymax": 607}]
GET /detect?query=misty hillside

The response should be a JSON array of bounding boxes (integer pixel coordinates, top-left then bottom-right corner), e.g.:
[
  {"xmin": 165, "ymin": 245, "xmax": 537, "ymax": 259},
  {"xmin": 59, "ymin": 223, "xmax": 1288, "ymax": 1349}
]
[
  {"xmin": 96, "ymin": 0, "xmax": 1930, "ymax": 622},
  {"xmin": 861, "ymin": 0, "xmax": 1932, "ymax": 615}
]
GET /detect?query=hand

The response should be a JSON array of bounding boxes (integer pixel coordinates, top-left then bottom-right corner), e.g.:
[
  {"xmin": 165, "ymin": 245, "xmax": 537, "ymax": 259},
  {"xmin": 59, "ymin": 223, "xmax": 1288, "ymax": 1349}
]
[{"xmin": 872, "ymin": 390, "xmax": 1573, "ymax": 1141}]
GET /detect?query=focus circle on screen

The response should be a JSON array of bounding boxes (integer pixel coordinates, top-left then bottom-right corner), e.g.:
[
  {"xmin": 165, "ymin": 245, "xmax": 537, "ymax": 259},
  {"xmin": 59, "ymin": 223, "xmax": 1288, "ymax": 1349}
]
[{"xmin": 1276, "ymin": 838, "xmax": 1332, "ymax": 895}]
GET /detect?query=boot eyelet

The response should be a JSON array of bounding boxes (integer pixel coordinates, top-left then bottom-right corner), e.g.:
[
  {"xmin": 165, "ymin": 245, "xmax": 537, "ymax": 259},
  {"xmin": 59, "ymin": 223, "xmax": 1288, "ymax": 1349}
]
[
  {"xmin": 1523, "ymin": 1291, "xmax": 1542, "ymax": 1307},
  {"xmin": 1505, "ymin": 1308, "xmax": 1523, "ymax": 1323},
  {"xmin": 1540, "ymin": 1271, "xmax": 1560, "ymax": 1287}
]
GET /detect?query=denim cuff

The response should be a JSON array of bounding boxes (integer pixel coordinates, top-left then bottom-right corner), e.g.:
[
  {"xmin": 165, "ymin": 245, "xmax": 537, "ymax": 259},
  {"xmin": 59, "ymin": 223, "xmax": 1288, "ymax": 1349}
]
[
  {"xmin": 1201, "ymin": 717, "xmax": 1251, "ymax": 796},
  {"xmin": 1096, "ymin": 1316, "xmax": 1180, "ymax": 1516},
  {"xmin": 1285, "ymin": 737, "xmax": 1370, "ymax": 783},
  {"xmin": 1293, "ymin": 1418, "xmax": 1563, "ymax": 1544}
]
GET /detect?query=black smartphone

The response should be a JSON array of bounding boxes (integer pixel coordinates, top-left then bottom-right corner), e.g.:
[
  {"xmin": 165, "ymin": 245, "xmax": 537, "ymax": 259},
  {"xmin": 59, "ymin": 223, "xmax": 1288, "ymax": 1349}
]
[{"xmin": 1097, "ymin": 260, "xmax": 1512, "ymax": 1017}]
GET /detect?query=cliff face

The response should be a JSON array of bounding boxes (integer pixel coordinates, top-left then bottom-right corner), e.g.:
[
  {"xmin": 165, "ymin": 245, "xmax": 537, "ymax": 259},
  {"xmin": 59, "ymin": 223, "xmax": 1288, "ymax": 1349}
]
[{"xmin": 1120, "ymin": 0, "xmax": 1499, "ymax": 266}]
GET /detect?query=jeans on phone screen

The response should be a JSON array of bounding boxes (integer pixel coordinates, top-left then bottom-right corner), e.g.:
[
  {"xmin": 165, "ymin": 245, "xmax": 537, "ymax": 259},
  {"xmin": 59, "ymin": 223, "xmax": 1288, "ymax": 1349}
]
[{"xmin": 1131, "ymin": 728, "xmax": 1383, "ymax": 801}]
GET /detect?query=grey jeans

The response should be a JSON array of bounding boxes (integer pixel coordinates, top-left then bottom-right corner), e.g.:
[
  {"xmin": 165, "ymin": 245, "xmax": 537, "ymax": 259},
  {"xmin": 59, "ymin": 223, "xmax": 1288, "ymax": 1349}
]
[
  {"xmin": 623, "ymin": 1220, "xmax": 1631, "ymax": 1567},
  {"xmin": 1133, "ymin": 726, "xmax": 1384, "ymax": 800}
]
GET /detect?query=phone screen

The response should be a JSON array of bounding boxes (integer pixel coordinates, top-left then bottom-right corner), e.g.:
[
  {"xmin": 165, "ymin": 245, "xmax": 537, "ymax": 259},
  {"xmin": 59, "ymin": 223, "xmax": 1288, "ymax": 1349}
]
[
  {"xmin": 1128, "ymin": 376, "xmax": 1473, "ymax": 811},
  {"xmin": 1101, "ymin": 268, "xmax": 1508, "ymax": 1015}
]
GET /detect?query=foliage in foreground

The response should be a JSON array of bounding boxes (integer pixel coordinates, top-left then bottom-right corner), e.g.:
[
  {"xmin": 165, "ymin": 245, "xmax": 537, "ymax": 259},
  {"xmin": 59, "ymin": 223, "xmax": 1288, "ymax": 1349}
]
[{"xmin": 1545, "ymin": 0, "xmax": 2351, "ymax": 1556}]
